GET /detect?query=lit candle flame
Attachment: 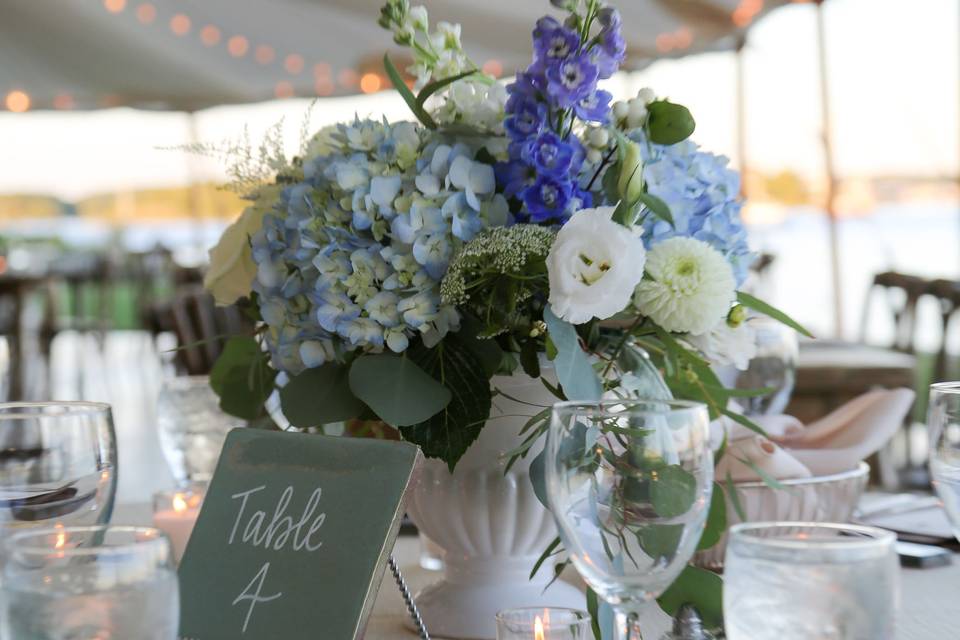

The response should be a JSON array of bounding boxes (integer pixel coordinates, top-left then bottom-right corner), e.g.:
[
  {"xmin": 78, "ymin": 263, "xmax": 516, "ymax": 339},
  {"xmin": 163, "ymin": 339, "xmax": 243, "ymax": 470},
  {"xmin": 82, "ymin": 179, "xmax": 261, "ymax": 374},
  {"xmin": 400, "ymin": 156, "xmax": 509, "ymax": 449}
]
[
  {"xmin": 173, "ymin": 494, "xmax": 189, "ymax": 513},
  {"xmin": 54, "ymin": 524, "xmax": 67, "ymax": 550},
  {"xmin": 534, "ymin": 615, "xmax": 545, "ymax": 640}
]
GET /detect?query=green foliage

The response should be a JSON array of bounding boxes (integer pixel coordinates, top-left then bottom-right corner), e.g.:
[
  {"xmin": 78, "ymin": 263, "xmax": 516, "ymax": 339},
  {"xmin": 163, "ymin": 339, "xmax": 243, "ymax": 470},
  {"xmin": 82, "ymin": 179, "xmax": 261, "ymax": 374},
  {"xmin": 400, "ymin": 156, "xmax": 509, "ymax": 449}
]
[
  {"xmin": 637, "ymin": 524, "xmax": 684, "ymax": 561},
  {"xmin": 401, "ymin": 337, "xmax": 493, "ymax": 470},
  {"xmin": 416, "ymin": 69, "xmax": 480, "ymax": 108},
  {"xmin": 657, "ymin": 566, "xmax": 724, "ymax": 630},
  {"xmin": 543, "ymin": 306, "xmax": 602, "ymax": 401},
  {"xmin": 348, "ymin": 354, "xmax": 451, "ymax": 426},
  {"xmin": 383, "ymin": 54, "xmax": 437, "ymax": 129},
  {"xmin": 279, "ymin": 363, "xmax": 367, "ymax": 427},
  {"xmin": 646, "ymin": 100, "xmax": 696, "ymax": 145},
  {"xmin": 737, "ymin": 291, "xmax": 814, "ymax": 338},
  {"xmin": 697, "ymin": 484, "xmax": 728, "ymax": 550},
  {"xmin": 210, "ymin": 336, "xmax": 276, "ymax": 421},
  {"xmin": 650, "ymin": 465, "xmax": 697, "ymax": 518}
]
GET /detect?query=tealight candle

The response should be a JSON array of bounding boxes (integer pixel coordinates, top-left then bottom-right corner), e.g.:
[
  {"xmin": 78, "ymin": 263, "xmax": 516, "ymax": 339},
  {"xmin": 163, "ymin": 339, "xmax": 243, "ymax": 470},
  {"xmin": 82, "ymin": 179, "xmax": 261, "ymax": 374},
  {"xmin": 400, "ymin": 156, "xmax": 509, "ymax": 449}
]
[
  {"xmin": 495, "ymin": 608, "xmax": 591, "ymax": 640},
  {"xmin": 152, "ymin": 481, "xmax": 206, "ymax": 563}
]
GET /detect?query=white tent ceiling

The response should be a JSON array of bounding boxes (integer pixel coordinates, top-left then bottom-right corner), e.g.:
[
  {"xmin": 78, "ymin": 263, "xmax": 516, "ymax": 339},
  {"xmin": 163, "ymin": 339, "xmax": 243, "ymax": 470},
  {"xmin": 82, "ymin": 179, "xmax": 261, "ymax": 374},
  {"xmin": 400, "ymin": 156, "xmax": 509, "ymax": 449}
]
[{"xmin": 1, "ymin": 0, "xmax": 793, "ymax": 112}]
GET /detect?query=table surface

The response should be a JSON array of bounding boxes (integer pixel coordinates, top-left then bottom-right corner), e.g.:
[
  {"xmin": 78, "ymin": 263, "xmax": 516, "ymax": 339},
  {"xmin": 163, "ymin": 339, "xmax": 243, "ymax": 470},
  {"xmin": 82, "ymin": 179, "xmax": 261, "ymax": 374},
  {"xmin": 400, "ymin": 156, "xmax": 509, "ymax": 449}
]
[{"xmin": 114, "ymin": 504, "xmax": 958, "ymax": 640}]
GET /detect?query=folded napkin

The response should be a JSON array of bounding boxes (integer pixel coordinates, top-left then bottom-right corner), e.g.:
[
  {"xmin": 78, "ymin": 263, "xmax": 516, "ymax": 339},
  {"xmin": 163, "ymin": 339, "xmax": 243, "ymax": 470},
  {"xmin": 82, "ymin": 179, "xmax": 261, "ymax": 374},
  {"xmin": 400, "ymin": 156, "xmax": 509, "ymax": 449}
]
[{"xmin": 716, "ymin": 388, "xmax": 915, "ymax": 481}]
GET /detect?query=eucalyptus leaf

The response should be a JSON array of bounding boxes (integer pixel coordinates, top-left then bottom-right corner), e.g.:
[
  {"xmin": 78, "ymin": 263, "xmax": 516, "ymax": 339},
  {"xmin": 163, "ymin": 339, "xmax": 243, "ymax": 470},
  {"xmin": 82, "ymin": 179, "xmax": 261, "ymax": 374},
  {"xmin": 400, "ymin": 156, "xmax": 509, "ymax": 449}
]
[
  {"xmin": 543, "ymin": 306, "xmax": 602, "ymax": 401},
  {"xmin": 586, "ymin": 588, "xmax": 602, "ymax": 640},
  {"xmin": 697, "ymin": 483, "xmax": 727, "ymax": 550},
  {"xmin": 456, "ymin": 314, "xmax": 503, "ymax": 378},
  {"xmin": 520, "ymin": 339, "xmax": 541, "ymax": 379},
  {"xmin": 738, "ymin": 456, "xmax": 789, "ymax": 490},
  {"xmin": 725, "ymin": 472, "xmax": 747, "ymax": 521},
  {"xmin": 637, "ymin": 524, "xmax": 684, "ymax": 561},
  {"xmin": 209, "ymin": 336, "xmax": 275, "ymax": 421},
  {"xmin": 650, "ymin": 465, "xmax": 697, "ymax": 518},
  {"xmin": 529, "ymin": 536, "xmax": 562, "ymax": 580},
  {"xmin": 657, "ymin": 565, "xmax": 723, "ymax": 630},
  {"xmin": 737, "ymin": 291, "xmax": 814, "ymax": 338},
  {"xmin": 348, "ymin": 354, "xmax": 450, "ymax": 426},
  {"xmin": 279, "ymin": 363, "xmax": 366, "ymax": 427},
  {"xmin": 529, "ymin": 448, "xmax": 548, "ymax": 507},
  {"xmin": 646, "ymin": 100, "xmax": 696, "ymax": 145}
]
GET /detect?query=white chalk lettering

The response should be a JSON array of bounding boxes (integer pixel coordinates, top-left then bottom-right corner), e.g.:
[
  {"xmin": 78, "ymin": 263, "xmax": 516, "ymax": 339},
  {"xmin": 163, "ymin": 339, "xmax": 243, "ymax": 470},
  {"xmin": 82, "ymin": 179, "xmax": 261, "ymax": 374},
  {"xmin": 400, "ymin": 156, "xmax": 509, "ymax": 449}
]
[
  {"xmin": 232, "ymin": 562, "xmax": 282, "ymax": 634},
  {"xmin": 229, "ymin": 486, "xmax": 266, "ymax": 544},
  {"xmin": 227, "ymin": 485, "xmax": 326, "ymax": 552}
]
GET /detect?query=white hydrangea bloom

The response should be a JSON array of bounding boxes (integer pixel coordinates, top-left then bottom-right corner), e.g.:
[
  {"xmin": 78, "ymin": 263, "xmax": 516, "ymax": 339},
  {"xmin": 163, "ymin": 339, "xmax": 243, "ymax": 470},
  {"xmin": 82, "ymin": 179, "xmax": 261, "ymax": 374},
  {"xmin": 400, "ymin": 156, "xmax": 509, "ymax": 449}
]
[{"xmin": 634, "ymin": 236, "xmax": 735, "ymax": 335}]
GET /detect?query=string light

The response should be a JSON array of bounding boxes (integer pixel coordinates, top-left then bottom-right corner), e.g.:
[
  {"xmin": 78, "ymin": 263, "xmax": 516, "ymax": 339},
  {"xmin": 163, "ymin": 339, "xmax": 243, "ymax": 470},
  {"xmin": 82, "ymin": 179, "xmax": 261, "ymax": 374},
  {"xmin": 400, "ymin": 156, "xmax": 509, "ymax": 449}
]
[
  {"xmin": 674, "ymin": 27, "xmax": 693, "ymax": 49},
  {"xmin": 274, "ymin": 81, "xmax": 294, "ymax": 98},
  {"xmin": 482, "ymin": 59, "xmax": 503, "ymax": 77},
  {"xmin": 656, "ymin": 33, "xmax": 676, "ymax": 52},
  {"xmin": 255, "ymin": 45, "xmax": 276, "ymax": 65},
  {"xmin": 360, "ymin": 73, "xmax": 383, "ymax": 94},
  {"xmin": 5, "ymin": 90, "xmax": 30, "ymax": 112},
  {"xmin": 315, "ymin": 79, "xmax": 335, "ymax": 96},
  {"xmin": 200, "ymin": 25, "xmax": 221, "ymax": 46},
  {"xmin": 314, "ymin": 62, "xmax": 332, "ymax": 78},
  {"xmin": 732, "ymin": 0, "xmax": 765, "ymax": 26},
  {"xmin": 170, "ymin": 14, "xmax": 191, "ymax": 37},
  {"xmin": 135, "ymin": 2, "xmax": 156, "ymax": 24},
  {"xmin": 52, "ymin": 93, "xmax": 75, "ymax": 110},
  {"xmin": 227, "ymin": 35, "xmax": 249, "ymax": 58},
  {"xmin": 284, "ymin": 54, "xmax": 305, "ymax": 75},
  {"xmin": 103, "ymin": 0, "xmax": 126, "ymax": 14},
  {"xmin": 338, "ymin": 69, "xmax": 359, "ymax": 89}
]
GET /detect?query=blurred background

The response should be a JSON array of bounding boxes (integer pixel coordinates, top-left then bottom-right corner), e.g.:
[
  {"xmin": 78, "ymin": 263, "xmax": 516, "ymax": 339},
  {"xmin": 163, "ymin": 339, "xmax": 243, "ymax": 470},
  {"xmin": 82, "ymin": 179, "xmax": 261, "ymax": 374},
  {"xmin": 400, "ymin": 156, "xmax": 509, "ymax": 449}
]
[{"xmin": 1, "ymin": 0, "xmax": 957, "ymax": 494}]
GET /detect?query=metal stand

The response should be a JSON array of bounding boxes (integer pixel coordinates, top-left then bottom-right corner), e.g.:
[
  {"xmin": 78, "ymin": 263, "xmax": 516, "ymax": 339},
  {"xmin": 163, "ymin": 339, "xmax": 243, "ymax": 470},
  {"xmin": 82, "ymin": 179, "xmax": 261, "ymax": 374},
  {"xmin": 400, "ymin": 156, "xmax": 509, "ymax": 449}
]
[{"xmin": 388, "ymin": 555, "xmax": 430, "ymax": 640}]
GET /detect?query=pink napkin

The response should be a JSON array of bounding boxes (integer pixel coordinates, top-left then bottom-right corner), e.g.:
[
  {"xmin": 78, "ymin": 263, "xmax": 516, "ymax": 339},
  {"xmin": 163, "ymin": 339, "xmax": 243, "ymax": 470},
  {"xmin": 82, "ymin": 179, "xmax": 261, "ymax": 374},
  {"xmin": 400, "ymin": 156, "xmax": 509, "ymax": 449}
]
[{"xmin": 717, "ymin": 388, "xmax": 915, "ymax": 480}]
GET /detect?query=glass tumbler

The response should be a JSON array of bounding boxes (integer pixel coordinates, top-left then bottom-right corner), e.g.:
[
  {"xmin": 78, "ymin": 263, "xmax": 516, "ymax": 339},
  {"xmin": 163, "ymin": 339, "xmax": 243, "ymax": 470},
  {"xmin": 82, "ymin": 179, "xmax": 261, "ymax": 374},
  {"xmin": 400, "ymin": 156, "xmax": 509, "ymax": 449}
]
[
  {"xmin": 928, "ymin": 382, "xmax": 960, "ymax": 541},
  {"xmin": 724, "ymin": 522, "xmax": 899, "ymax": 640},
  {"xmin": 496, "ymin": 607, "xmax": 592, "ymax": 639},
  {"xmin": 0, "ymin": 401, "xmax": 117, "ymax": 531},
  {"xmin": 0, "ymin": 525, "xmax": 180, "ymax": 640}
]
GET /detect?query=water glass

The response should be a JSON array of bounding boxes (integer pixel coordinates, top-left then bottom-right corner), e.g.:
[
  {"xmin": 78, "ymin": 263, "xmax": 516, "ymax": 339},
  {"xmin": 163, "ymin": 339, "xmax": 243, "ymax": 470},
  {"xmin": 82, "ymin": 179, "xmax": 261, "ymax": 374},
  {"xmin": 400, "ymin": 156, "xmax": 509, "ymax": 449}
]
[
  {"xmin": 724, "ymin": 522, "xmax": 899, "ymax": 640},
  {"xmin": 157, "ymin": 376, "xmax": 244, "ymax": 483},
  {"xmin": 736, "ymin": 317, "xmax": 798, "ymax": 415},
  {"xmin": 929, "ymin": 382, "xmax": 960, "ymax": 540},
  {"xmin": 546, "ymin": 399, "xmax": 713, "ymax": 640},
  {"xmin": 496, "ymin": 607, "xmax": 592, "ymax": 639},
  {"xmin": 0, "ymin": 525, "xmax": 180, "ymax": 639},
  {"xmin": 0, "ymin": 402, "xmax": 117, "ymax": 531}
]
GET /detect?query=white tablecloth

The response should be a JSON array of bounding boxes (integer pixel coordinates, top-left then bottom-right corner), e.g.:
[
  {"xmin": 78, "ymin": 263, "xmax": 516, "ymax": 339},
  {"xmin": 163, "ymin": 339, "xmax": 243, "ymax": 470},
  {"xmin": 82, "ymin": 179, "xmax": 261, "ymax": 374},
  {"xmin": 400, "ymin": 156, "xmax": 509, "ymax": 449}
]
[{"xmin": 114, "ymin": 504, "xmax": 958, "ymax": 640}]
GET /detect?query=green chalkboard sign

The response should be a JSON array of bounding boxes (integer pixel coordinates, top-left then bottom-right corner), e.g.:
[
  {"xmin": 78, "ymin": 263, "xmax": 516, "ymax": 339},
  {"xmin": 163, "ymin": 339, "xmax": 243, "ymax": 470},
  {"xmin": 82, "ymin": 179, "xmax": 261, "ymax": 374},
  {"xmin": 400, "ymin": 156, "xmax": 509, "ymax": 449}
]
[{"xmin": 177, "ymin": 429, "xmax": 421, "ymax": 640}]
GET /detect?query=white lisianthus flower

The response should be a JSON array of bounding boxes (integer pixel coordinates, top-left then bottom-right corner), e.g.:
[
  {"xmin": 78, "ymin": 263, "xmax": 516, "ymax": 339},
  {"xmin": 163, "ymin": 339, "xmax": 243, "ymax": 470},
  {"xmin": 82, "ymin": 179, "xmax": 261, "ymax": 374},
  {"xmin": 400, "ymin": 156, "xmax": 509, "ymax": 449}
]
[
  {"xmin": 634, "ymin": 237, "xmax": 736, "ymax": 335},
  {"xmin": 547, "ymin": 207, "xmax": 646, "ymax": 324},
  {"xmin": 687, "ymin": 320, "xmax": 757, "ymax": 370}
]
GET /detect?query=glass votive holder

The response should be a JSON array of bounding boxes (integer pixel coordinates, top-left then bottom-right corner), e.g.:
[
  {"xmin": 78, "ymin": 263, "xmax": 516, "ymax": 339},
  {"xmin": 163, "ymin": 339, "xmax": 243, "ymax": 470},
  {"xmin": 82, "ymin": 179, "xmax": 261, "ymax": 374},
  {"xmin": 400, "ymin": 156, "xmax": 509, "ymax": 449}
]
[
  {"xmin": 152, "ymin": 480, "xmax": 207, "ymax": 564},
  {"xmin": 496, "ymin": 608, "xmax": 592, "ymax": 640}
]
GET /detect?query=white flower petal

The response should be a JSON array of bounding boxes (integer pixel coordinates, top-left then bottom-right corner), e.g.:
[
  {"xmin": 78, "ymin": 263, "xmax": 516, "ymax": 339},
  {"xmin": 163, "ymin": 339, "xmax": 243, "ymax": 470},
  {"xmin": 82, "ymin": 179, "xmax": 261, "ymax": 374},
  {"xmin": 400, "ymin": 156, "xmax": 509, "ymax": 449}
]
[
  {"xmin": 448, "ymin": 155, "xmax": 473, "ymax": 190},
  {"xmin": 415, "ymin": 174, "xmax": 440, "ymax": 196},
  {"xmin": 370, "ymin": 175, "xmax": 402, "ymax": 208},
  {"xmin": 468, "ymin": 162, "xmax": 495, "ymax": 195}
]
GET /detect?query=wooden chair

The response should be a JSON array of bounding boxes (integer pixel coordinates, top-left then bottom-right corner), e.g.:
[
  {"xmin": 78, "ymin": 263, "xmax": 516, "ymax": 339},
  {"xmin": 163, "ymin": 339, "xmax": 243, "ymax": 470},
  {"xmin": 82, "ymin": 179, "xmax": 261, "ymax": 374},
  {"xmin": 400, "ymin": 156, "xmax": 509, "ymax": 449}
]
[
  {"xmin": 860, "ymin": 271, "xmax": 931, "ymax": 354},
  {"xmin": 926, "ymin": 278, "xmax": 960, "ymax": 382}
]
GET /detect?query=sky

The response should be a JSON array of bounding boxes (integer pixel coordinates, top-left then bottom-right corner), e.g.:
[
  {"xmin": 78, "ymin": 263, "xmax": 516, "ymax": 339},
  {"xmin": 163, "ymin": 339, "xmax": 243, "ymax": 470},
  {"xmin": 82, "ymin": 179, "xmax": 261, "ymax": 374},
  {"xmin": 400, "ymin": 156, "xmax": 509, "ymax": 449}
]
[{"xmin": 0, "ymin": 0, "xmax": 958, "ymax": 201}]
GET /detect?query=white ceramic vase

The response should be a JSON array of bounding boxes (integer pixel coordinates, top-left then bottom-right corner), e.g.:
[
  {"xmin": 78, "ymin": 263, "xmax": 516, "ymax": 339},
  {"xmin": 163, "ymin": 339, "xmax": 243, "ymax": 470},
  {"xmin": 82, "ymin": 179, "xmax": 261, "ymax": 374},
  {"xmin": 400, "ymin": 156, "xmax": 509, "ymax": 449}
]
[{"xmin": 405, "ymin": 371, "xmax": 583, "ymax": 640}]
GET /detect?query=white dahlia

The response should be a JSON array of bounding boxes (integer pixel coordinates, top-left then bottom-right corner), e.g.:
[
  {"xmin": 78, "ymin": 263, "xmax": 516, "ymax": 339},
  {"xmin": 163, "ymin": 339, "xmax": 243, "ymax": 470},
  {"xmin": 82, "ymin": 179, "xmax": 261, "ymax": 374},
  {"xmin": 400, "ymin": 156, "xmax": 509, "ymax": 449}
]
[{"xmin": 634, "ymin": 237, "xmax": 736, "ymax": 335}]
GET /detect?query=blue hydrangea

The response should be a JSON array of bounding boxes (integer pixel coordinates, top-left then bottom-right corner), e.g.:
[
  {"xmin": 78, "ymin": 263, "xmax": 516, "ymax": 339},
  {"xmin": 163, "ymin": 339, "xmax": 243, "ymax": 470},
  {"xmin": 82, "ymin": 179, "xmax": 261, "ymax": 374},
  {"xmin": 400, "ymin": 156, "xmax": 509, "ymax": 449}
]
[
  {"xmin": 627, "ymin": 131, "xmax": 755, "ymax": 285},
  {"xmin": 249, "ymin": 118, "xmax": 509, "ymax": 374}
]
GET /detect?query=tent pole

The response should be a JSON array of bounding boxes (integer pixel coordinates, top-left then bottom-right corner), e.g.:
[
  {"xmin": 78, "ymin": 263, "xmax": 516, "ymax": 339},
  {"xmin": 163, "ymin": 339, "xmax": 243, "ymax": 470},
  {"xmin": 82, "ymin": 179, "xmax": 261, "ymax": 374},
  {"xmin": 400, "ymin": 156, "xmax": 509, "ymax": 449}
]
[
  {"xmin": 816, "ymin": 0, "xmax": 844, "ymax": 338},
  {"xmin": 736, "ymin": 34, "xmax": 748, "ymax": 198}
]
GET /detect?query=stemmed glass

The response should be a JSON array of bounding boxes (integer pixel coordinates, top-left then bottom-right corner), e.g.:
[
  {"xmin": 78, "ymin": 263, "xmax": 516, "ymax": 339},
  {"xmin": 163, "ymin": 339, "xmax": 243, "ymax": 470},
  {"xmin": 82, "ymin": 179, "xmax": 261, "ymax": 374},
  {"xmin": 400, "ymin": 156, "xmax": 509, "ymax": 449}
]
[
  {"xmin": 546, "ymin": 399, "xmax": 714, "ymax": 640},
  {"xmin": 0, "ymin": 402, "xmax": 117, "ymax": 531},
  {"xmin": 928, "ymin": 382, "xmax": 960, "ymax": 540},
  {"xmin": 735, "ymin": 317, "xmax": 798, "ymax": 415},
  {"xmin": 0, "ymin": 525, "xmax": 180, "ymax": 639}
]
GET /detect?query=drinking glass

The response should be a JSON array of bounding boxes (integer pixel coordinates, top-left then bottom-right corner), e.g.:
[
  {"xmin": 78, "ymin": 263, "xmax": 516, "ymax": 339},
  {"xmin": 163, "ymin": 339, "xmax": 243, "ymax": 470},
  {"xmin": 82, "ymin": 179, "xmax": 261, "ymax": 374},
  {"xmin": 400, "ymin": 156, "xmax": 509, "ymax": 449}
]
[
  {"xmin": 546, "ymin": 399, "xmax": 713, "ymax": 640},
  {"xmin": 496, "ymin": 607, "xmax": 592, "ymax": 639},
  {"xmin": 0, "ymin": 525, "xmax": 179, "ymax": 639},
  {"xmin": 157, "ymin": 376, "xmax": 244, "ymax": 483},
  {"xmin": 928, "ymin": 381, "xmax": 960, "ymax": 540},
  {"xmin": 736, "ymin": 317, "xmax": 798, "ymax": 415},
  {"xmin": 724, "ymin": 522, "xmax": 899, "ymax": 640},
  {"xmin": 0, "ymin": 402, "xmax": 117, "ymax": 531}
]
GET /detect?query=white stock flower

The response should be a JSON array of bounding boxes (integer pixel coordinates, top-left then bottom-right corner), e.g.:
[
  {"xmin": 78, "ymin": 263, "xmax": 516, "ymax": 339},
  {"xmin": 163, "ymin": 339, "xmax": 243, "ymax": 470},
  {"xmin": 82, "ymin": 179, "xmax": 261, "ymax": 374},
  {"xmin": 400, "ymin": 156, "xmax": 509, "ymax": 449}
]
[
  {"xmin": 687, "ymin": 320, "xmax": 757, "ymax": 370},
  {"xmin": 547, "ymin": 207, "xmax": 646, "ymax": 324},
  {"xmin": 408, "ymin": 5, "xmax": 428, "ymax": 31},
  {"xmin": 634, "ymin": 237, "xmax": 736, "ymax": 335}
]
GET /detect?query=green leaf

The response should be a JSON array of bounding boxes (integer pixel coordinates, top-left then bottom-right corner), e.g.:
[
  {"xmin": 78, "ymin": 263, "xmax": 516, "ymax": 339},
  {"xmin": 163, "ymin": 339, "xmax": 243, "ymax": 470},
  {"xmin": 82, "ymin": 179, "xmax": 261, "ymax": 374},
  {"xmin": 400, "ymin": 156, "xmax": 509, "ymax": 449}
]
[
  {"xmin": 651, "ymin": 464, "xmax": 697, "ymax": 518},
  {"xmin": 657, "ymin": 566, "xmax": 723, "ymax": 630},
  {"xmin": 401, "ymin": 338, "xmax": 493, "ymax": 470},
  {"xmin": 529, "ymin": 448, "xmax": 547, "ymax": 506},
  {"xmin": 736, "ymin": 291, "xmax": 814, "ymax": 338},
  {"xmin": 737, "ymin": 456, "xmax": 789, "ymax": 490},
  {"xmin": 646, "ymin": 100, "xmax": 696, "ymax": 145},
  {"xmin": 209, "ymin": 336, "xmax": 276, "ymax": 421},
  {"xmin": 383, "ymin": 53, "xmax": 436, "ymax": 129},
  {"xmin": 697, "ymin": 483, "xmax": 728, "ymax": 550},
  {"xmin": 529, "ymin": 536, "xmax": 562, "ymax": 580},
  {"xmin": 602, "ymin": 158, "xmax": 622, "ymax": 204},
  {"xmin": 348, "ymin": 354, "xmax": 451, "ymax": 426},
  {"xmin": 637, "ymin": 524, "xmax": 684, "ymax": 561},
  {"xmin": 725, "ymin": 472, "xmax": 746, "ymax": 521},
  {"xmin": 456, "ymin": 314, "xmax": 503, "ymax": 379},
  {"xmin": 416, "ymin": 68, "xmax": 478, "ymax": 108},
  {"xmin": 520, "ymin": 339, "xmax": 541, "ymax": 379},
  {"xmin": 543, "ymin": 305, "xmax": 602, "ymax": 401},
  {"xmin": 635, "ymin": 192, "xmax": 674, "ymax": 226},
  {"xmin": 279, "ymin": 363, "xmax": 367, "ymax": 427},
  {"xmin": 586, "ymin": 587, "xmax": 602, "ymax": 640},
  {"xmin": 720, "ymin": 407, "xmax": 769, "ymax": 438}
]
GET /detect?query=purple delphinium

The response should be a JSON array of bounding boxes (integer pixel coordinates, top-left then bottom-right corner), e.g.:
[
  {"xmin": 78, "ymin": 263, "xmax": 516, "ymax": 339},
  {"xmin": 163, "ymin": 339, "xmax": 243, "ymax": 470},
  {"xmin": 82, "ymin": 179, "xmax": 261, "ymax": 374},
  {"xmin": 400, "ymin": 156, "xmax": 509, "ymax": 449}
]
[{"xmin": 497, "ymin": 2, "xmax": 625, "ymax": 224}]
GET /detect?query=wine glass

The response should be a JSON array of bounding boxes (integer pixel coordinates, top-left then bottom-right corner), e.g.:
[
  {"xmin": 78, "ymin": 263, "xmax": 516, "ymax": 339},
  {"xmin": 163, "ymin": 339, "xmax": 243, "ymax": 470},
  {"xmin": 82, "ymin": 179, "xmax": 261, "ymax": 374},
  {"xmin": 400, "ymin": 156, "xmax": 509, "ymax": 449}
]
[
  {"xmin": 546, "ymin": 399, "xmax": 714, "ymax": 640},
  {"xmin": 735, "ymin": 317, "xmax": 798, "ymax": 415},
  {"xmin": 928, "ymin": 382, "xmax": 960, "ymax": 540},
  {"xmin": 0, "ymin": 402, "xmax": 117, "ymax": 532},
  {"xmin": 0, "ymin": 525, "xmax": 179, "ymax": 639},
  {"xmin": 156, "ymin": 376, "xmax": 244, "ymax": 483}
]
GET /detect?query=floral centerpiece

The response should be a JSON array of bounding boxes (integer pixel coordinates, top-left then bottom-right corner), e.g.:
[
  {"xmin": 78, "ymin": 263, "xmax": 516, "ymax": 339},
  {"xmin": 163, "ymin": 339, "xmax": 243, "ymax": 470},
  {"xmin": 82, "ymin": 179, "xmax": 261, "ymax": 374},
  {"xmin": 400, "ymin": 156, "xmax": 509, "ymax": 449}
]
[{"xmin": 201, "ymin": 0, "xmax": 808, "ymax": 635}]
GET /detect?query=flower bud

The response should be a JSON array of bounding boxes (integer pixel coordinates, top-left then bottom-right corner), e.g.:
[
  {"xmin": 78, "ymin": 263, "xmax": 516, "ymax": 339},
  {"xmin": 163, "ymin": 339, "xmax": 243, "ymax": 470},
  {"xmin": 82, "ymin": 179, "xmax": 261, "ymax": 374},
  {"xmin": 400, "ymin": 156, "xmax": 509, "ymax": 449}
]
[
  {"xmin": 727, "ymin": 304, "xmax": 747, "ymax": 328},
  {"xmin": 587, "ymin": 127, "xmax": 609, "ymax": 149},
  {"xmin": 617, "ymin": 138, "xmax": 644, "ymax": 204},
  {"xmin": 408, "ymin": 5, "xmax": 428, "ymax": 31},
  {"xmin": 612, "ymin": 101, "xmax": 629, "ymax": 121},
  {"xmin": 637, "ymin": 87, "xmax": 657, "ymax": 104}
]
